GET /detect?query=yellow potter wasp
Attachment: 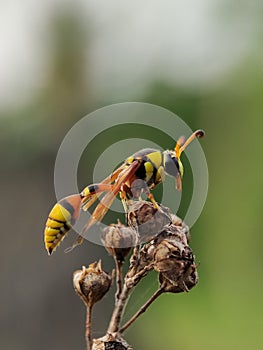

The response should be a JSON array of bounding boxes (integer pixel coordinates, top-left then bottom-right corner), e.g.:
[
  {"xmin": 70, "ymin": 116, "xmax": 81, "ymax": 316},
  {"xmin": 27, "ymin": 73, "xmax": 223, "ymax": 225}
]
[{"xmin": 44, "ymin": 129, "xmax": 204, "ymax": 255}]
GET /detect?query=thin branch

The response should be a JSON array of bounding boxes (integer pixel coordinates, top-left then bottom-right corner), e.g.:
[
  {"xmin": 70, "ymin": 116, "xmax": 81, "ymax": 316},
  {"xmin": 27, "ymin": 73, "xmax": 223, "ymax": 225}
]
[
  {"xmin": 126, "ymin": 263, "xmax": 154, "ymax": 288},
  {"xmin": 119, "ymin": 287, "xmax": 164, "ymax": 334},
  {"xmin": 107, "ymin": 282, "xmax": 131, "ymax": 334},
  {"xmin": 128, "ymin": 244, "xmax": 141, "ymax": 273},
  {"xmin": 85, "ymin": 305, "xmax": 93, "ymax": 350},
  {"xmin": 114, "ymin": 256, "xmax": 123, "ymax": 302},
  {"xmin": 107, "ymin": 244, "xmax": 144, "ymax": 334}
]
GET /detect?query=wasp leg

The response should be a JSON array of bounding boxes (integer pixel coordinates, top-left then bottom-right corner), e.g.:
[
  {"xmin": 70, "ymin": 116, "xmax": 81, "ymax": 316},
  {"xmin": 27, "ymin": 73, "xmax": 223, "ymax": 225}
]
[
  {"xmin": 119, "ymin": 190, "xmax": 130, "ymax": 225},
  {"xmin": 146, "ymin": 190, "xmax": 172, "ymax": 224},
  {"xmin": 146, "ymin": 191, "xmax": 160, "ymax": 209},
  {"xmin": 64, "ymin": 235, "xmax": 84, "ymax": 254},
  {"xmin": 120, "ymin": 190, "xmax": 129, "ymax": 213}
]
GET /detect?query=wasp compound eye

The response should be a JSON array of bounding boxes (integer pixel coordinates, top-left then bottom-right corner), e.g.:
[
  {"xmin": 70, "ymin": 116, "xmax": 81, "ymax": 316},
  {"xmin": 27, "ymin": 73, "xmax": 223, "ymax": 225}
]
[{"xmin": 164, "ymin": 153, "xmax": 179, "ymax": 177}]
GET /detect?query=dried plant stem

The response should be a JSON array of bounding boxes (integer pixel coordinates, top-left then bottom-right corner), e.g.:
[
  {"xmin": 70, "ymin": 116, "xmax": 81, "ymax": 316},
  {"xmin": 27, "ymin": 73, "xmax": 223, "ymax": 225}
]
[
  {"xmin": 119, "ymin": 286, "xmax": 164, "ymax": 334},
  {"xmin": 107, "ymin": 282, "xmax": 132, "ymax": 334},
  {"xmin": 114, "ymin": 257, "xmax": 123, "ymax": 302},
  {"xmin": 85, "ymin": 305, "xmax": 93, "ymax": 350},
  {"xmin": 107, "ymin": 245, "xmax": 144, "ymax": 333},
  {"xmin": 126, "ymin": 263, "xmax": 154, "ymax": 288},
  {"xmin": 128, "ymin": 245, "xmax": 141, "ymax": 272}
]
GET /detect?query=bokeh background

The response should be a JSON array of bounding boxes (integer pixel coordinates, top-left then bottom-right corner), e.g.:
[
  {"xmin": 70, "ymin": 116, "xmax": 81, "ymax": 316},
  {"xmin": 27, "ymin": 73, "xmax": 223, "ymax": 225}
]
[{"xmin": 1, "ymin": 1, "xmax": 263, "ymax": 349}]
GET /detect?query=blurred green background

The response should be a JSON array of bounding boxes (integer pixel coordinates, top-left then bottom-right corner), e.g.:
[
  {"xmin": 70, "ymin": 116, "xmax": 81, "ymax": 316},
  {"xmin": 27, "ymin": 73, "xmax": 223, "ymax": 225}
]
[{"xmin": 1, "ymin": 1, "xmax": 263, "ymax": 350}]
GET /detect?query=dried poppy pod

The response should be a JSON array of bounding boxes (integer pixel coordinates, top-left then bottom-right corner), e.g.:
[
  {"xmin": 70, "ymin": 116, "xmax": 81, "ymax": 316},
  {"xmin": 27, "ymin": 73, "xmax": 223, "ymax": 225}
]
[
  {"xmin": 73, "ymin": 260, "xmax": 112, "ymax": 307},
  {"xmin": 101, "ymin": 220, "xmax": 137, "ymax": 262},
  {"xmin": 127, "ymin": 200, "xmax": 172, "ymax": 243}
]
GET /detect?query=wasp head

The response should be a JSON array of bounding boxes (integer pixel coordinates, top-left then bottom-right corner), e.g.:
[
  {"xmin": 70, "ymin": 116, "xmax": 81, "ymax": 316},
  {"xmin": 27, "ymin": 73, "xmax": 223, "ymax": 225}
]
[
  {"xmin": 163, "ymin": 129, "xmax": 205, "ymax": 191},
  {"xmin": 163, "ymin": 151, "xmax": 183, "ymax": 191}
]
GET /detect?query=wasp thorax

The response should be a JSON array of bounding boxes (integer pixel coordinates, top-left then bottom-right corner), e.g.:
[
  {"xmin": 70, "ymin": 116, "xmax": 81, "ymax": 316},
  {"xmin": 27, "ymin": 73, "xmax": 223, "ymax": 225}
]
[
  {"xmin": 127, "ymin": 200, "xmax": 172, "ymax": 243},
  {"xmin": 73, "ymin": 260, "xmax": 112, "ymax": 307},
  {"xmin": 101, "ymin": 221, "xmax": 137, "ymax": 262}
]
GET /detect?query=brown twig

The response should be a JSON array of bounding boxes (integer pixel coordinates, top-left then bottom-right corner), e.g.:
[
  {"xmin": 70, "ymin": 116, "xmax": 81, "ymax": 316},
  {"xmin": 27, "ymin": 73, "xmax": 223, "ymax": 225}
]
[
  {"xmin": 125, "ymin": 262, "xmax": 154, "ymax": 288},
  {"xmin": 85, "ymin": 305, "xmax": 93, "ymax": 350},
  {"xmin": 128, "ymin": 244, "xmax": 141, "ymax": 272},
  {"xmin": 114, "ymin": 256, "xmax": 123, "ymax": 302},
  {"xmin": 107, "ymin": 282, "xmax": 132, "ymax": 334},
  {"xmin": 119, "ymin": 286, "xmax": 164, "ymax": 334},
  {"xmin": 107, "ymin": 242, "xmax": 150, "ymax": 334}
]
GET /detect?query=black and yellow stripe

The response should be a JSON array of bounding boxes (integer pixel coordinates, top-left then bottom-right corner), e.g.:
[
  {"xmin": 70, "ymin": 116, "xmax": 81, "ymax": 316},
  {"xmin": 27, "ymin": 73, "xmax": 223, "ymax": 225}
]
[
  {"xmin": 81, "ymin": 183, "xmax": 113, "ymax": 211},
  {"xmin": 44, "ymin": 194, "xmax": 81, "ymax": 255},
  {"xmin": 126, "ymin": 149, "xmax": 164, "ymax": 189}
]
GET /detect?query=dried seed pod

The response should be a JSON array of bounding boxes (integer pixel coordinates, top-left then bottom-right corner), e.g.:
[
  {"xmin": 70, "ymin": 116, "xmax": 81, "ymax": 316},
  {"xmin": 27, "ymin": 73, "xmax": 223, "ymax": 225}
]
[
  {"xmin": 127, "ymin": 200, "xmax": 172, "ymax": 243},
  {"xmin": 73, "ymin": 260, "xmax": 112, "ymax": 307},
  {"xmin": 170, "ymin": 213, "xmax": 183, "ymax": 226},
  {"xmin": 125, "ymin": 240, "xmax": 156, "ymax": 286},
  {"xmin": 170, "ymin": 213, "xmax": 191, "ymax": 243},
  {"xmin": 101, "ymin": 220, "xmax": 137, "ymax": 262},
  {"xmin": 153, "ymin": 224, "xmax": 188, "ymax": 247},
  {"xmin": 92, "ymin": 334, "xmax": 133, "ymax": 350},
  {"xmin": 159, "ymin": 262, "xmax": 198, "ymax": 293},
  {"xmin": 153, "ymin": 224, "xmax": 198, "ymax": 293}
]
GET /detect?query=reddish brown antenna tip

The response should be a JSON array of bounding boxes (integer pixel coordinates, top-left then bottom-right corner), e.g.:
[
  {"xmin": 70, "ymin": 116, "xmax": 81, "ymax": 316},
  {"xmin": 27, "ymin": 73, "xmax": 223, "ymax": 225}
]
[{"xmin": 195, "ymin": 129, "xmax": 205, "ymax": 138}]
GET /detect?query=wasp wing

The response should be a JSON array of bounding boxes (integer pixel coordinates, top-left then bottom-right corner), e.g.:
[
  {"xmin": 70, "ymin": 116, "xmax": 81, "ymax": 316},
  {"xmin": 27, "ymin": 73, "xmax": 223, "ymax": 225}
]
[
  {"xmin": 81, "ymin": 160, "xmax": 141, "ymax": 235},
  {"xmin": 64, "ymin": 163, "xmax": 133, "ymax": 254},
  {"xmin": 81, "ymin": 162, "xmax": 128, "ymax": 211}
]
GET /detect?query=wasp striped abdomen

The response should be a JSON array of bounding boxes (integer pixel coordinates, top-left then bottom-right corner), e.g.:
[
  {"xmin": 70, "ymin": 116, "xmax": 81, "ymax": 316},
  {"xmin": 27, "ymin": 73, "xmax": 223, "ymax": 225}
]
[{"xmin": 44, "ymin": 194, "xmax": 82, "ymax": 255}]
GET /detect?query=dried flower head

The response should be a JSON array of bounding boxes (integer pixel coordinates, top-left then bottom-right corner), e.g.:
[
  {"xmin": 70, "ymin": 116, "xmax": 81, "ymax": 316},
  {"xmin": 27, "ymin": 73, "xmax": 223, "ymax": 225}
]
[
  {"xmin": 127, "ymin": 200, "xmax": 172, "ymax": 242},
  {"xmin": 153, "ymin": 226, "xmax": 198, "ymax": 293},
  {"xmin": 73, "ymin": 260, "xmax": 112, "ymax": 307},
  {"xmin": 159, "ymin": 262, "xmax": 198, "ymax": 293},
  {"xmin": 93, "ymin": 334, "xmax": 133, "ymax": 350},
  {"xmin": 101, "ymin": 220, "xmax": 137, "ymax": 262},
  {"xmin": 170, "ymin": 213, "xmax": 191, "ymax": 243}
]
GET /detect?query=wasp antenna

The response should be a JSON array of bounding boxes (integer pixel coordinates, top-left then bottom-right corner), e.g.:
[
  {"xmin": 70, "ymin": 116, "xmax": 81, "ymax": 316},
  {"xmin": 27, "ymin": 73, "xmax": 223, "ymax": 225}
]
[
  {"xmin": 195, "ymin": 129, "xmax": 205, "ymax": 138},
  {"xmin": 178, "ymin": 129, "xmax": 205, "ymax": 157},
  {"xmin": 64, "ymin": 246, "xmax": 74, "ymax": 254},
  {"xmin": 175, "ymin": 136, "xmax": 185, "ymax": 158}
]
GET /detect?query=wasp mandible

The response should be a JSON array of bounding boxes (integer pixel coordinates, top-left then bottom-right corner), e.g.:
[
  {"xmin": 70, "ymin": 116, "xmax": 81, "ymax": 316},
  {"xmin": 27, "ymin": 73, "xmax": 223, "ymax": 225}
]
[{"xmin": 44, "ymin": 129, "xmax": 204, "ymax": 255}]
